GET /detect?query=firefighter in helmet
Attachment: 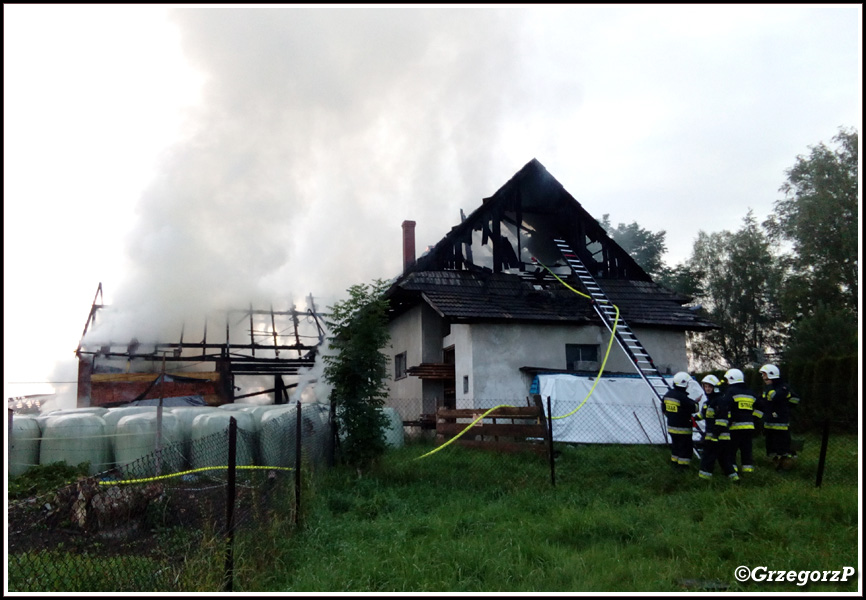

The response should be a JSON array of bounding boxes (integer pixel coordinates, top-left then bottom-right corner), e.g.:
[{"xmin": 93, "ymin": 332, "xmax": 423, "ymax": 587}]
[
  {"xmin": 661, "ymin": 372, "xmax": 698, "ymax": 469},
  {"xmin": 759, "ymin": 363, "xmax": 800, "ymax": 470},
  {"xmin": 698, "ymin": 374, "xmax": 738, "ymax": 481},
  {"xmin": 722, "ymin": 368, "xmax": 763, "ymax": 474}
]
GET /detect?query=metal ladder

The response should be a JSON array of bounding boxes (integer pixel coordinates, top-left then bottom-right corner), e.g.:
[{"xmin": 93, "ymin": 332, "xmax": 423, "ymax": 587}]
[{"xmin": 553, "ymin": 238, "xmax": 671, "ymax": 437}]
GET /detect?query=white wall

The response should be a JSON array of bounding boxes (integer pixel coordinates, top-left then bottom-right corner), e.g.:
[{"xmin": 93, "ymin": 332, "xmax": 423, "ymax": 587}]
[
  {"xmin": 386, "ymin": 304, "xmax": 424, "ymax": 407},
  {"xmin": 454, "ymin": 322, "xmax": 688, "ymax": 409},
  {"xmin": 387, "ymin": 302, "xmax": 690, "ymax": 414},
  {"xmin": 385, "ymin": 303, "xmax": 447, "ymax": 419}
]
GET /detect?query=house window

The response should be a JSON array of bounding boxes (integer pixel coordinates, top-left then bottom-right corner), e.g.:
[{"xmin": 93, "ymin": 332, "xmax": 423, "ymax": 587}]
[
  {"xmin": 566, "ymin": 344, "xmax": 599, "ymax": 371},
  {"xmin": 395, "ymin": 352, "xmax": 407, "ymax": 380},
  {"xmin": 463, "ymin": 375, "xmax": 469, "ymax": 394}
]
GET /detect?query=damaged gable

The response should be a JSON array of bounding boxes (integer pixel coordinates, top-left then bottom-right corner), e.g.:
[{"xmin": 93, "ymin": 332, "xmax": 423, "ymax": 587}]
[
  {"xmin": 408, "ymin": 158, "xmax": 651, "ymax": 282},
  {"xmin": 387, "ymin": 158, "xmax": 716, "ymax": 332}
]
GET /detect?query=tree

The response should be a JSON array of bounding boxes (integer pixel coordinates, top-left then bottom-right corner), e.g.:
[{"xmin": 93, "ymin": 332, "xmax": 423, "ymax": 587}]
[
  {"xmin": 686, "ymin": 211, "xmax": 786, "ymax": 369},
  {"xmin": 654, "ymin": 262, "xmax": 703, "ymax": 299},
  {"xmin": 599, "ymin": 214, "xmax": 668, "ymax": 278},
  {"xmin": 765, "ymin": 127, "xmax": 859, "ymax": 316},
  {"xmin": 781, "ymin": 302, "xmax": 858, "ymax": 362},
  {"xmin": 322, "ymin": 279, "xmax": 391, "ymax": 474},
  {"xmin": 599, "ymin": 214, "xmax": 704, "ymax": 312}
]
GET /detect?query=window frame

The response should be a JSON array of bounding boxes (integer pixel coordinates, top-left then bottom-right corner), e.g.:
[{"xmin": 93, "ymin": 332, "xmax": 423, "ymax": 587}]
[
  {"xmin": 565, "ymin": 343, "xmax": 600, "ymax": 371},
  {"xmin": 394, "ymin": 351, "xmax": 407, "ymax": 380}
]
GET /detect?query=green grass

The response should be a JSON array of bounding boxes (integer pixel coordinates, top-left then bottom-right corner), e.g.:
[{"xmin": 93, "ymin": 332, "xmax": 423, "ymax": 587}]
[
  {"xmin": 243, "ymin": 435, "xmax": 859, "ymax": 593},
  {"xmin": 7, "ymin": 433, "xmax": 858, "ymax": 592}
]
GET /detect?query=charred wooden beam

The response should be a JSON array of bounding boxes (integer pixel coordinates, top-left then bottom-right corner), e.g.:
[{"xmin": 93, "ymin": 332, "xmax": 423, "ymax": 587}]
[{"xmin": 271, "ymin": 305, "xmax": 279, "ymax": 358}]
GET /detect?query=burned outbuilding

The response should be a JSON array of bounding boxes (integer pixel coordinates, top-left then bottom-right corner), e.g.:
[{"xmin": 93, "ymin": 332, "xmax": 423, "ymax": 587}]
[{"xmin": 75, "ymin": 284, "xmax": 327, "ymax": 408}]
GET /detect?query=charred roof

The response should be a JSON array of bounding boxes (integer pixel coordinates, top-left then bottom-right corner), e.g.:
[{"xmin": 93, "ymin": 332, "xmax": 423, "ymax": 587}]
[{"xmin": 386, "ymin": 158, "xmax": 716, "ymax": 331}]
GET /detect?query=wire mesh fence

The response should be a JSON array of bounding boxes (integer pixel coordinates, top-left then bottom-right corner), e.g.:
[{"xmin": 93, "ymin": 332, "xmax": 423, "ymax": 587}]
[
  {"xmin": 388, "ymin": 397, "xmax": 858, "ymax": 489},
  {"xmin": 7, "ymin": 397, "xmax": 857, "ymax": 592},
  {"xmin": 7, "ymin": 403, "xmax": 333, "ymax": 593}
]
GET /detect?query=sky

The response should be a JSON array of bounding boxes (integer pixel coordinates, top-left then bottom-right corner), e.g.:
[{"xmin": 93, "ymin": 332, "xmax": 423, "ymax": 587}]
[{"xmin": 4, "ymin": 4, "xmax": 862, "ymax": 411}]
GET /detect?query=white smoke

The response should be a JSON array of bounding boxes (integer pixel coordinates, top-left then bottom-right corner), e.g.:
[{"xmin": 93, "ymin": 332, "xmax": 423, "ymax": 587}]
[
  {"xmin": 91, "ymin": 7, "xmax": 540, "ymax": 344},
  {"xmin": 290, "ymin": 323, "xmax": 336, "ymax": 406}
]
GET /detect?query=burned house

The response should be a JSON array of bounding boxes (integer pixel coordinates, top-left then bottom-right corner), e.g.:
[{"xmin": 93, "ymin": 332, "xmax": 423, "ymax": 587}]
[
  {"xmin": 75, "ymin": 284, "xmax": 327, "ymax": 408},
  {"xmin": 384, "ymin": 158, "xmax": 717, "ymax": 424}
]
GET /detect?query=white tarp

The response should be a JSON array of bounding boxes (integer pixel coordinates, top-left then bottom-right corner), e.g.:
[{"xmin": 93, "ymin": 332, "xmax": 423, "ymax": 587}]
[{"xmin": 535, "ymin": 374, "xmax": 706, "ymax": 445}]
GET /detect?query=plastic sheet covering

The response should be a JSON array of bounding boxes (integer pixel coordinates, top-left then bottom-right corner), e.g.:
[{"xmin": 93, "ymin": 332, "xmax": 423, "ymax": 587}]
[
  {"xmin": 381, "ymin": 407, "xmax": 405, "ymax": 448},
  {"xmin": 190, "ymin": 411, "xmax": 255, "ymax": 468},
  {"xmin": 535, "ymin": 374, "xmax": 706, "ymax": 445},
  {"xmin": 114, "ymin": 412, "xmax": 184, "ymax": 477},
  {"xmin": 39, "ymin": 414, "xmax": 112, "ymax": 475},
  {"xmin": 9, "ymin": 416, "xmax": 41, "ymax": 477}
]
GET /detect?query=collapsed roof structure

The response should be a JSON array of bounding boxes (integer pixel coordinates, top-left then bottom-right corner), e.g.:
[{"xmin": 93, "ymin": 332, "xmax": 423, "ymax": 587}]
[{"xmin": 75, "ymin": 284, "xmax": 327, "ymax": 408}]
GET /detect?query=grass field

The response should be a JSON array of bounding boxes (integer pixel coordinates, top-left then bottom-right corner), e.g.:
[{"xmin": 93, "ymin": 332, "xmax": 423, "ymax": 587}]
[
  {"xmin": 7, "ymin": 432, "xmax": 859, "ymax": 593},
  {"xmin": 238, "ymin": 433, "xmax": 860, "ymax": 593}
]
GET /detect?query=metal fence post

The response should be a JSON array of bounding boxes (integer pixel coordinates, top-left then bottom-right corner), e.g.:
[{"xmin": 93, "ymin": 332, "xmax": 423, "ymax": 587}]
[
  {"xmin": 294, "ymin": 403, "xmax": 302, "ymax": 525},
  {"xmin": 547, "ymin": 396, "xmax": 556, "ymax": 487},
  {"xmin": 8, "ymin": 408, "xmax": 13, "ymax": 457},
  {"xmin": 328, "ymin": 399, "xmax": 337, "ymax": 467},
  {"xmin": 223, "ymin": 416, "xmax": 237, "ymax": 592},
  {"xmin": 815, "ymin": 419, "xmax": 830, "ymax": 488}
]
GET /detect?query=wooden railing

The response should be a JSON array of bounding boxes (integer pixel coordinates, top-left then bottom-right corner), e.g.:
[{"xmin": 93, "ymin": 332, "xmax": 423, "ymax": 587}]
[{"xmin": 435, "ymin": 396, "xmax": 549, "ymax": 456}]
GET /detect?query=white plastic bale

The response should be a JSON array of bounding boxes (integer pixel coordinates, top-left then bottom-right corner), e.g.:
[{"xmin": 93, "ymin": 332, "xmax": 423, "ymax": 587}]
[
  {"xmin": 299, "ymin": 404, "xmax": 329, "ymax": 467},
  {"xmin": 114, "ymin": 412, "xmax": 184, "ymax": 478},
  {"xmin": 170, "ymin": 406, "xmax": 220, "ymax": 468},
  {"xmin": 381, "ymin": 407, "xmax": 405, "ymax": 449},
  {"xmin": 9, "ymin": 416, "xmax": 41, "ymax": 477},
  {"xmin": 39, "ymin": 414, "xmax": 112, "ymax": 475},
  {"xmin": 259, "ymin": 406, "xmax": 299, "ymax": 468},
  {"xmin": 102, "ymin": 407, "xmax": 160, "ymax": 465},
  {"xmin": 220, "ymin": 404, "xmax": 278, "ymax": 434},
  {"xmin": 42, "ymin": 407, "xmax": 109, "ymax": 418},
  {"xmin": 190, "ymin": 411, "xmax": 255, "ymax": 469},
  {"xmin": 103, "ymin": 407, "xmax": 160, "ymax": 437}
]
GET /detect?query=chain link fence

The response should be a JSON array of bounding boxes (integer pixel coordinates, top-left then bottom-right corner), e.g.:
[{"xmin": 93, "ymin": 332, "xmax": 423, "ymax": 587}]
[
  {"xmin": 7, "ymin": 403, "xmax": 333, "ymax": 593},
  {"xmin": 387, "ymin": 396, "xmax": 858, "ymax": 489},
  {"xmin": 7, "ymin": 397, "xmax": 856, "ymax": 592}
]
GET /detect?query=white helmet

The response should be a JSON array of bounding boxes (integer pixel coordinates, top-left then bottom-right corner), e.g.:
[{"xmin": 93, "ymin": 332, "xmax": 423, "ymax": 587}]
[
  {"xmin": 672, "ymin": 371, "xmax": 692, "ymax": 388},
  {"xmin": 724, "ymin": 368, "xmax": 745, "ymax": 385},
  {"xmin": 701, "ymin": 374, "xmax": 720, "ymax": 387},
  {"xmin": 759, "ymin": 364, "xmax": 780, "ymax": 380}
]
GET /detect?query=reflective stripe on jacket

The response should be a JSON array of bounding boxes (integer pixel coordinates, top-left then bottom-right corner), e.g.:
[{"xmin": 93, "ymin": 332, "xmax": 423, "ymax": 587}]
[
  {"xmin": 724, "ymin": 383, "xmax": 759, "ymax": 430},
  {"xmin": 661, "ymin": 386, "xmax": 697, "ymax": 435},
  {"xmin": 762, "ymin": 381, "xmax": 799, "ymax": 430}
]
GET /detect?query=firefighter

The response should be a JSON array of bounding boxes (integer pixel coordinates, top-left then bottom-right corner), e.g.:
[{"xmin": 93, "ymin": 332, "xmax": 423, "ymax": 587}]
[
  {"xmin": 662, "ymin": 371, "xmax": 697, "ymax": 469},
  {"xmin": 759, "ymin": 363, "xmax": 800, "ymax": 471},
  {"xmin": 698, "ymin": 374, "xmax": 738, "ymax": 481},
  {"xmin": 722, "ymin": 368, "xmax": 763, "ymax": 474}
]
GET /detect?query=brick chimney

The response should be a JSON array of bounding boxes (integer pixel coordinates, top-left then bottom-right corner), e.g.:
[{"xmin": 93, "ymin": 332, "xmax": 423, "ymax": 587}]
[{"xmin": 402, "ymin": 220, "xmax": 416, "ymax": 273}]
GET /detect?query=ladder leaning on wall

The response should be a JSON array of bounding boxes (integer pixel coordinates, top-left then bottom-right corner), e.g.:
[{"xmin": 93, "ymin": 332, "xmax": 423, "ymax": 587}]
[{"xmin": 552, "ymin": 237, "xmax": 670, "ymax": 441}]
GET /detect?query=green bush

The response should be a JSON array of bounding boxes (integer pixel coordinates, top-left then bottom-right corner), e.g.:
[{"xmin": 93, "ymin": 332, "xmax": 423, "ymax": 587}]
[{"xmin": 8, "ymin": 462, "xmax": 91, "ymax": 502}]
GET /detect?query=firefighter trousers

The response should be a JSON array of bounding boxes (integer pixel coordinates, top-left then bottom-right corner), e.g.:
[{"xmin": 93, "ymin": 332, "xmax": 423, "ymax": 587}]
[
  {"xmin": 669, "ymin": 432, "xmax": 693, "ymax": 467},
  {"xmin": 699, "ymin": 439, "xmax": 737, "ymax": 479},
  {"xmin": 765, "ymin": 428, "xmax": 793, "ymax": 458},
  {"xmin": 730, "ymin": 429, "xmax": 755, "ymax": 472}
]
